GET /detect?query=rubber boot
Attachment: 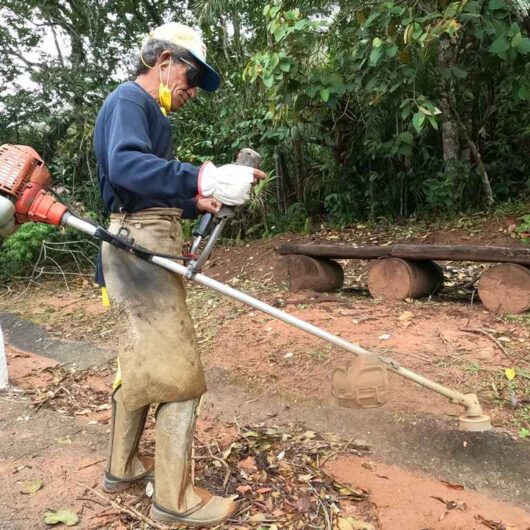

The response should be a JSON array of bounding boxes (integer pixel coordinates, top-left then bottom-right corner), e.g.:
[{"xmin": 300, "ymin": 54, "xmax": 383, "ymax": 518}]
[
  {"xmin": 150, "ymin": 399, "xmax": 236, "ymax": 527},
  {"xmin": 103, "ymin": 385, "xmax": 154, "ymax": 492}
]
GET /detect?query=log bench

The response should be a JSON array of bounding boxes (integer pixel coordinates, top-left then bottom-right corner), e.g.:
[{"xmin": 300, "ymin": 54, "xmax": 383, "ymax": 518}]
[{"xmin": 275, "ymin": 243, "xmax": 530, "ymax": 315}]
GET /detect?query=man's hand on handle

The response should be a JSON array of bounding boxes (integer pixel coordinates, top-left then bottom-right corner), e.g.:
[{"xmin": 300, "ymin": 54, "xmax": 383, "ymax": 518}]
[
  {"xmin": 198, "ymin": 162, "xmax": 266, "ymax": 207},
  {"xmin": 196, "ymin": 196, "xmax": 222, "ymax": 214}
]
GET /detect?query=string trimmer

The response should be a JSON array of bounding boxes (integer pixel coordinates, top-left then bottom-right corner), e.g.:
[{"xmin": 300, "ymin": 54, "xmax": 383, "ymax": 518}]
[{"xmin": 0, "ymin": 144, "xmax": 492, "ymax": 432}]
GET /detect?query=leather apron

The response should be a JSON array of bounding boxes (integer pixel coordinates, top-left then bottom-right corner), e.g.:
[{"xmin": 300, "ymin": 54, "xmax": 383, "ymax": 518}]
[{"xmin": 101, "ymin": 208, "xmax": 206, "ymax": 411}]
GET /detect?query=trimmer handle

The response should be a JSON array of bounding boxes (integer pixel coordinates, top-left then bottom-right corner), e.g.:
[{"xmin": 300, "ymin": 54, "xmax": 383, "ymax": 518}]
[
  {"xmin": 192, "ymin": 148, "xmax": 262, "ymax": 238},
  {"xmin": 235, "ymin": 147, "xmax": 262, "ymax": 170},
  {"xmin": 193, "ymin": 210, "xmax": 213, "ymax": 238},
  {"xmin": 188, "ymin": 148, "xmax": 262, "ymax": 276}
]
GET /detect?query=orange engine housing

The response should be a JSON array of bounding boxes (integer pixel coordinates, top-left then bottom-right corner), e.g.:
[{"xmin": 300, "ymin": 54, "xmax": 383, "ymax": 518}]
[
  {"xmin": 0, "ymin": 144, "xmax": 67, "ymax": 225},
  {"xmin": 0, "ymin": 144, "xmax": 51, "ymax": 197}
]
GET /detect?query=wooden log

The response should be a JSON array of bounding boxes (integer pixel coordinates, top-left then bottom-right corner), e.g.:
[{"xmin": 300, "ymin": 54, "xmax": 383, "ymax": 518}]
[
  {"xmin": 391, "ymin": 244, "xmax": 530, "ymax": 265},
  {"xmin": 274, "ymin": 255, "xmax": 344, "ymax": 292},
  {"xmin": 478, "ymin": 263, "xmax": 530, "ymax": 315},
  {"xmin": 367, "ymin": 258, "xmax": 444, "ymax": 300},
  {"xmin": 278, "ymin": 242, "xmax": 530, "ymax": 266},
  {"xmin": 277, "ymin": 243, "xmax": 390, "ymax": 259}
]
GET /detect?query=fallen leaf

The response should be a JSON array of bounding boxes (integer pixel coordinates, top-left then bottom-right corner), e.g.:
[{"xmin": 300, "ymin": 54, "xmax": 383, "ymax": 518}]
[
  {"xmin": 295, "ymin": 495, "xmax": 312, "ymax": 514},
  {"xmin": 337, "ymin": 517, "xmax": 354, "ymax": 530},
  {"xmin": 475, "ymin": 514, "xmax": 509, "ymax": 529},
  {"xmin": 222, "ymin": 442, "xmax": 235, "ymax": 460},
  {"xmin": 298, "ymin": 473, "xmax": 314, "ymax": 482},
  {"xmin": 145, "ymin": 481, "xmax": 153, "ymax": 498},
  {"xmin": 431, "ymin": 496, "xmax": 467, "ymax": 511},
  {"xmin": 441, "ymin": 479, "xmax": 464, "ymax": 491},
  {"xmin": 448, "ymin": 500, "xmax": 467, "ymax": 511},
  {"xmin": 431, "ymin": 495, "xmax": 448, "ymax": 505},
  {"xmin": 335, "ymin": 482, "xmax": 366, "ymax": 500},
  {"xmin": 347, "ymin": 517, "xmax": 376, "ymax": 530},
  {"xmin": 242, "ymin": 430, "xmax": 259, "ymax": 438},
  {"xmin": 505, "ymin": 368, "xmax": 516, "ymax": 381},
  {"xmin": 238, "ymin": 456, "xmax": 257, "ymax": 472},
  {"xmin": 20, "ymin": 478, "xmax": 43, "ymax": 494},
  {"xmin": 398, "ymin": 311, "xmax": 414, "ymax": 321},
  {"xmin": 248, "ymin": 513, "xmax": 266, "ymax": 523},
  {"xmin": 301, "ymin": 430, "xmax": 316, "ymax": 440},
  {"xmin": 43, "ymin": 509, "xmax": 79, "ymax": 526}
]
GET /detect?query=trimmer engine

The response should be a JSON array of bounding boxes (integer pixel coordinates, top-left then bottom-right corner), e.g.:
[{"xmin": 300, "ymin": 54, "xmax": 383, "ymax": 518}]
[{"xmin": 0, "ymin": 144, "xmax": 67, "ymax": 236}]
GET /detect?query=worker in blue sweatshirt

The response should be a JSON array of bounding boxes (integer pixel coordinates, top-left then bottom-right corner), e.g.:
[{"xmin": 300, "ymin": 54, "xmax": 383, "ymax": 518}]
[{"xmin": 93, "ymin": 22, "xmax": 265, "ymax": 527}]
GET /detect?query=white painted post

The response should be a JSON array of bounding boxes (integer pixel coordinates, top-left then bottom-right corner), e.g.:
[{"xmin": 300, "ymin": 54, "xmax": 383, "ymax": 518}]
[{"xmin": 0, "ymin": 324, "xmax": 8, "ymax": 389}]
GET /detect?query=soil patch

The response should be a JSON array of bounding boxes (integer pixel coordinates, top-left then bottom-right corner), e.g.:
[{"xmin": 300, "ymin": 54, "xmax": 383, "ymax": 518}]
[{"xmin": 327, "ymin": 456, "xmax": 530, "ymax": 530}]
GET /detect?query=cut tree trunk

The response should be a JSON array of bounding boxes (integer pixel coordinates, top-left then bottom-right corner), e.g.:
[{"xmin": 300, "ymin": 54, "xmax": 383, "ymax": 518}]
[
  {"xmin": 478, "ymin": 263, "xmax": 530, "ymax": 314},
  {"xmin": 274, "ymin": 255, "xmax": 344, "ymax": 292},
  {"xmin": 367, "ymin": 258, "xmax": 444, "ymax": 301}
]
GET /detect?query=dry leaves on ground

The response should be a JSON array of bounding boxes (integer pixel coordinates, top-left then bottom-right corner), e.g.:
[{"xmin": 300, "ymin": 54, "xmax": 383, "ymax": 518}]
[{"xmin": 82, "ymin": 424, "xmax": 376, "ymax": 530}]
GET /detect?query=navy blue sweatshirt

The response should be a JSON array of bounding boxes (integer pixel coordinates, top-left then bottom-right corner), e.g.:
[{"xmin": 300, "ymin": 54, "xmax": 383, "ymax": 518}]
[{"xmin": 94, "ymin": 81, "xmax": 199, "ymax": 219}]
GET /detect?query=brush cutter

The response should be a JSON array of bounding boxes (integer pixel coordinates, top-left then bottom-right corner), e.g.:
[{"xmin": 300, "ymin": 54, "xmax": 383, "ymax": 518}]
[{"xmin": 0, "ymin": 144, "xmax": 492, "ymax": 432}]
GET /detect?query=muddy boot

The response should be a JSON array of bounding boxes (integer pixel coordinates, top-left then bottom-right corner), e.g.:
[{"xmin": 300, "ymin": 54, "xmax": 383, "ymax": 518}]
[
  {"xmin": 150, "ymin": 399, "xmax": 236, "ymax": 527},
  {"xmin": 103, "ymin": 385, "xmax": 154, "ymax": 492}
]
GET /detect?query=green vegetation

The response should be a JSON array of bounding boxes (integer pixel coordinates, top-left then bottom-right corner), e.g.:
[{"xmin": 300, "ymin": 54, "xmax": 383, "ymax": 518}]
[
  {"xmin": 0, "ymin": 0, "xmax": 529, "ymax": 271},
  {"xmin": 490, "ymin": 366, "xmax": 530, "ymax": 437}
]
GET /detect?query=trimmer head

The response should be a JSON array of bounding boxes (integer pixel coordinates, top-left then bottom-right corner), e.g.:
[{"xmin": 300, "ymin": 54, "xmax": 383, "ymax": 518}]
[
  {"xmin": 332, "ymin": 356, "xmax": 389, "ymax": 409},
  {"xmin": 458, "ymin": 414, "xmax": 492, "ymax": 432}
]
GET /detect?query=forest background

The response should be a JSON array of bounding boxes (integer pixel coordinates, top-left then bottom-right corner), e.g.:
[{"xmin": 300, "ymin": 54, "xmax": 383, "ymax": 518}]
[{"xmin": 0, "ymin": 0, "xmax": 529, "ymax": 277}]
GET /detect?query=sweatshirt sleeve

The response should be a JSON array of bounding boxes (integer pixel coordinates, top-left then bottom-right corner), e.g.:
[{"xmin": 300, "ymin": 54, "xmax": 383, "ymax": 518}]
[
  {"xmin": 178, "ymin": 197, "xmax": 199, "ymax": 219},
  {"xmin": 106, "ymin": 97, "xmax": 199, "ymax": 203}
]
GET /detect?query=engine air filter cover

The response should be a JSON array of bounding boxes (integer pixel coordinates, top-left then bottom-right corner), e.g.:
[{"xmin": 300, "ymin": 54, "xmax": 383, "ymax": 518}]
[{"xmin": 0, "ymin": 145, "xmax": 50, "ymax": 198}]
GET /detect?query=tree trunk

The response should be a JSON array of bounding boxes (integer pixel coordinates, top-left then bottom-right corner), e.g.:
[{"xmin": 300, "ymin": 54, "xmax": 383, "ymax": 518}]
[
  {"xmin": 448, "ymin": 91, "xmax": 494, "ymax": 205},
  {"xmin": 293, "ymin": 139, "xmax": 305, "ymax": 203},
  {"xmin": 438, "ymin": 40, "xmax": 460, "ymax": 161}
]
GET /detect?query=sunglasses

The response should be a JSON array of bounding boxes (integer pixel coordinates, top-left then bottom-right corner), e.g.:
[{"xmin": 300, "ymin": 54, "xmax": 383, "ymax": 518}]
[{"xmin": 178, "ymin": 57, "xmax": 200, "ymax": 89}]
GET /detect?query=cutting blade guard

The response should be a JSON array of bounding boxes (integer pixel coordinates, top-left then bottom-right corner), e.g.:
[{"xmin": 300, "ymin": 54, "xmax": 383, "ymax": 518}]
[{"xmin": 332, "ymin": 356, "xmax": 389, "ymax": 408}]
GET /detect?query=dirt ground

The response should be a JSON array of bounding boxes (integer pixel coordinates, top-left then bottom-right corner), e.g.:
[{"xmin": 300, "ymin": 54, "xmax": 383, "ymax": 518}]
[{"xmin": 0, "ymin": 216, "xmax": 529, "ymax": 529}]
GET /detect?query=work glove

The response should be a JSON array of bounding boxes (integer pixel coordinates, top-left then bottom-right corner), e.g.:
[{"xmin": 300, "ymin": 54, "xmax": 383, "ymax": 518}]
[{"xmin": 198, "ymin": 161, "xmax": 254, "ymax": 206}]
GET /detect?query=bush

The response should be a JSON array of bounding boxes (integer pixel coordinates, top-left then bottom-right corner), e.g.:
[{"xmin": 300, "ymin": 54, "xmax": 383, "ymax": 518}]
[{"xmin": 0, "ymin": 223, "xmax": 59, "ymax": 280}]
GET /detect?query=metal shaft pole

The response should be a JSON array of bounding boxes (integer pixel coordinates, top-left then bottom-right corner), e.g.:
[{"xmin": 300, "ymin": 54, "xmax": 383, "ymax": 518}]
[
  {"xmin": 63, "ymin": 213, "xmax": 480, "ymax": 414},
  {"xmin": 151, "ymin": 255, "xmax": 473, "ymax": 407},
  {"xmin": 0, "ymin": 324, "xmax": 7, "ymax": 389}
]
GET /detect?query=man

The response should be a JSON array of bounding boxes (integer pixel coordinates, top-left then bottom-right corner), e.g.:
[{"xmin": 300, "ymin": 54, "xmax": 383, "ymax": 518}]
[{"xmin": 93, "ymin": 22, "xmax": 265, "ymax": 526}]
